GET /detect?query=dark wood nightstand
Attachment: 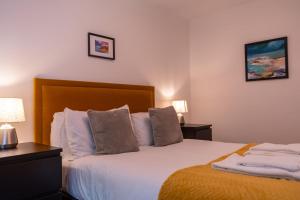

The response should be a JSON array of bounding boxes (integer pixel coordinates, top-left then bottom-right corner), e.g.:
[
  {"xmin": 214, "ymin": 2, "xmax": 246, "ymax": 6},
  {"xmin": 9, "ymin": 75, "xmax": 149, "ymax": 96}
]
[
  {"xmin": 181, "ymin": 124, "xmax": 212, "ymax": 141},
  {"xmin": 0, "ymin": 142, "xmax": 62, "ymax": 200}
]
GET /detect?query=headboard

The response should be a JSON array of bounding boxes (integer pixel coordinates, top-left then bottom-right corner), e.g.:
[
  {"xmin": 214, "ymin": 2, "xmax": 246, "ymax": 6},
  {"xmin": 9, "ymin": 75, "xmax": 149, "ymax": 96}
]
[{"xmin": 34, "ymin": 78, "xmax": 155, "ymax": 145}]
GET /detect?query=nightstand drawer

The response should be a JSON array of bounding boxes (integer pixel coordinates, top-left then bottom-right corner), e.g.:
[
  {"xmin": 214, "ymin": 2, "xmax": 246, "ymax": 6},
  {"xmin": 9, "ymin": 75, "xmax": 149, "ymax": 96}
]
[
  {"xmin": 0, "ymin": 156, "xmax": 62, "ymax": 200},
  {"xmin": 183, "ymin": 128, "xmax": 212, "ymax": 140},
  {"xmin": 194, "ymin": 128, "xmax": 212, "ymax": 140}
]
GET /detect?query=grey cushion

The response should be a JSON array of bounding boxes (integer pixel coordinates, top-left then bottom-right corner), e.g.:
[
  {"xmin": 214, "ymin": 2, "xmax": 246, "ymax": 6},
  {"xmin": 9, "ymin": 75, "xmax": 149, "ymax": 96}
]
[
  {"xmin": 87, "ymin": 109, "xmax": 139, "ymax": 154},
  {"xmin": 149, "ymin": 106, "xmax": 183, "ymax": 146}
]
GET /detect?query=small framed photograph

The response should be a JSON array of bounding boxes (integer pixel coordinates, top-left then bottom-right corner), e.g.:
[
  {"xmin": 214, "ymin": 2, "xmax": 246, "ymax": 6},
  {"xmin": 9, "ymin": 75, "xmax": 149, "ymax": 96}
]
[
  {"xmin": 245, "ymin": 37, "xmax": 288, "ymax": 81},
  {"xmin": 88, "ymin": 32, "xmax": 115, "ymax": 60}
]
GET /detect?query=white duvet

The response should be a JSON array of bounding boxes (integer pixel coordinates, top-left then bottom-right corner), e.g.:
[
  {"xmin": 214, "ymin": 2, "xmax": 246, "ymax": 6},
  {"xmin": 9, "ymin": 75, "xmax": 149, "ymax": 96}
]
[{"xmin": 64, "ymin": 139, "xmax": 243, "ymax": 200}]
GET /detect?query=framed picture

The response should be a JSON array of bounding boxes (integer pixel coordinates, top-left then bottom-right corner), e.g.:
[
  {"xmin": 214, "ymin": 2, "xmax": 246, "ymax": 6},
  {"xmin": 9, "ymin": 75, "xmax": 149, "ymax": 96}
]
[
  {"xmin": 245, "ymin": 37, "xmax": 288, "ymax": 81},
  {"xmin": 88, "ymin": 32, "xmax": 115, "ymax": 60}
]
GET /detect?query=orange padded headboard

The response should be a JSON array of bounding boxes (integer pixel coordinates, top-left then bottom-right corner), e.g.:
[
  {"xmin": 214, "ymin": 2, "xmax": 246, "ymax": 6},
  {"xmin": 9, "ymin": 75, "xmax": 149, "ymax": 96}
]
[{"xmin": 34, "ymin": 78, "xmax": 155, "ymax": 145}]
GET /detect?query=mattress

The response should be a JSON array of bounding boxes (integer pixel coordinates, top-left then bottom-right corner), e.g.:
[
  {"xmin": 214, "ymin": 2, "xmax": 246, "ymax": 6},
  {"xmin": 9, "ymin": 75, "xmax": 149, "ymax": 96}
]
[{"xmin": 63, "ymin": 139, "xmax": 244, "ymax": 200}]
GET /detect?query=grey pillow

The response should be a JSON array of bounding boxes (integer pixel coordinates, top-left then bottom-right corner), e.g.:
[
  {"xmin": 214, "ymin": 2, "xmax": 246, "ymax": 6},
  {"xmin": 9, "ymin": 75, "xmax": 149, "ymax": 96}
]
[
  {"xmin": 87, "ymin": 109, "xmax": 139, "ymax": 154},
  {"xmin": 149, "ymin": 106, "xmax": 183, "ymax": 146}
]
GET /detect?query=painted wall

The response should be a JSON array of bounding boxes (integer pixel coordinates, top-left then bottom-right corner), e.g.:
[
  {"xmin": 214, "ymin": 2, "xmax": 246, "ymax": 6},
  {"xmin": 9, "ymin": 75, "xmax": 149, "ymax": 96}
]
[
  {"xmin": 189, "ymin": 0, "xmax": 300, "ymax": 143},
  {"xmin": 0, "ymin": 0, "xmax": 190, "ymax": 142}
]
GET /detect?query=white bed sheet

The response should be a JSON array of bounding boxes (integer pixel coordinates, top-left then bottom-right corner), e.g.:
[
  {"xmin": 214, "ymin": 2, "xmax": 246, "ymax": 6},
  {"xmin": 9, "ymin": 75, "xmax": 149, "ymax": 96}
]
[{"xmin": 63, "ymin": 139, "xmax": 244, "ymax": 200}]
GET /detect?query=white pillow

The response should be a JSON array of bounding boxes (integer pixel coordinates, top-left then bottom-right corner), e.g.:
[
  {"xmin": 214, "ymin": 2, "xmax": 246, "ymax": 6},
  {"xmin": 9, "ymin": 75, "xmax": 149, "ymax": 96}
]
[
  {"xmin": 64, "ymin": 105, "xmax": 130, "ymax": 159},
  {"xmin": 50, "ymin": 112, "xmax": 63, "ymax": 147},
  {"xmin": 131, "ymin": 112, "xmax": 154, "ymax": 146},
  {"xmin": 50, "ymin": 112, "xmax": 73, "ymax": 160},
  {"xmin": 64, "ymin": 108, "xmax": 95, "ymax": 159},
  {"xmin": 111, "ymin": 104, "xmax": 129, "ymax": 111}
]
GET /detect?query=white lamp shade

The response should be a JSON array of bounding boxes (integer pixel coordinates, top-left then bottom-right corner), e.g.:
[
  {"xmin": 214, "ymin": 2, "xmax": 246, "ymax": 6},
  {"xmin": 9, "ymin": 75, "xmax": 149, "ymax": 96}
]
[
  {"xmin": 0, "ymin": 98, "xmax": 25, "ymax": 123},
  {"xmin": 172, "ymin": 100, "xmax": 188, "ymax": 113}
]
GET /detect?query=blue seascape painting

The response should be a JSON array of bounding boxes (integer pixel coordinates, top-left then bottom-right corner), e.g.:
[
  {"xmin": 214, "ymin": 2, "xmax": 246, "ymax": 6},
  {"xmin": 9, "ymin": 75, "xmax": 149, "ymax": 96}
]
[{"xmin": 245, "ymin": 37, "xmax": 288, "ymax": 81}]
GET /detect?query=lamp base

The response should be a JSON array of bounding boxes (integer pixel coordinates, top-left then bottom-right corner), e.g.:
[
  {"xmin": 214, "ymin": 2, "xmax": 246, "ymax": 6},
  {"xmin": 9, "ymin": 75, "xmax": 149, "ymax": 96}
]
[
  {"xmin": 0, "ymin": 143, "xmax": 18, "ymax": 149},
  {"xmin": 0, "ymin": 128, "xmax": 18, "ymax": 150},
  {"xmin": 177, "ymin": 113, "xmax": 185, "ymax": 125}
]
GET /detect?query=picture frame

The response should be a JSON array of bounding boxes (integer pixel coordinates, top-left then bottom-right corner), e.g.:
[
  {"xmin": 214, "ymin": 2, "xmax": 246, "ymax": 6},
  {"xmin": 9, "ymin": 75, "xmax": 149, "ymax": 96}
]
[
  {"xmin": 88, "ymin": 32, "xmax": 115, "ymax": 60},
  {"xmin": 245, "ymin": 37, "xmax": 288, "ymax": 81}
]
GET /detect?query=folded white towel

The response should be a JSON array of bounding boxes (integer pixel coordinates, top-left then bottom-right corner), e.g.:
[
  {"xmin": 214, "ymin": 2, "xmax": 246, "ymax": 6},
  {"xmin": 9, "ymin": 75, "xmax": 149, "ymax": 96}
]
[
  {"xmin": 212, "ymin": 154, "xmax": 300, "ymax": 181},
  {"xmin": 244, "ymin": 150, "xmax": 300, "ymax": 157},
  {"xmin": 250, "ymin": 143, "xmax": 300, "ymax": 155},
  {"xmin": 238, "ymin": 154, "xmax": 300, "ymax": 172}
]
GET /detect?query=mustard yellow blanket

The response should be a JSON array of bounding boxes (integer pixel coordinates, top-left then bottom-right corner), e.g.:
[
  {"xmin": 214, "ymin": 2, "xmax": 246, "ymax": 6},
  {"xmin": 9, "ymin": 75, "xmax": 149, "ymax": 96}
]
[{"xmin": 159, "ymin": 144, "xmax": 300, "ymax": 200}]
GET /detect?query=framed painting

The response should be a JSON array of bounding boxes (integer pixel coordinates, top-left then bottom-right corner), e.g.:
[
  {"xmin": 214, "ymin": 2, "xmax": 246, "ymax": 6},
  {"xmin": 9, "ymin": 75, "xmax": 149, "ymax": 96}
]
[
  {"xmin": 245, "ymin": 37, "xmax": 288, "ymax": 81},
  {"xmin": 88, "ymin": 32, "xmax": 115, "ymax": 60}
]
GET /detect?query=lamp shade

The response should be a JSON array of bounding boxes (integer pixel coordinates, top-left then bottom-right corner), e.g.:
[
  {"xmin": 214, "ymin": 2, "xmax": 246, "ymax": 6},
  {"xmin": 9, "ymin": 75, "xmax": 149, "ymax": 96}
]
[
  {"xmin": 0, "ymin": 98, "xmax": 25, "ymax": 123},
  {"xmin": 172, "ymin": 100, "xmax": 188, "ymax": 113}
]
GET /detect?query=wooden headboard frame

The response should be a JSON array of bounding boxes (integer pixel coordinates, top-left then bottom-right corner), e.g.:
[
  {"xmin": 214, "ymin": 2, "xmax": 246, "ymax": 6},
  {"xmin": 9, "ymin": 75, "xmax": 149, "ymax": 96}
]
[{"xmin": 34, "ymin": 78, "xmax": 155, "ymax": 145}]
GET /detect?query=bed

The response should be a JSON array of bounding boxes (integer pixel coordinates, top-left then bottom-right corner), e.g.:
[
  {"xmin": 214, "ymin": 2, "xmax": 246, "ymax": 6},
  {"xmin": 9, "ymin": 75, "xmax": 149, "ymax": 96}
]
[{"xmin": 34, "ymin": 78, "xmax": 300, "ymax": 200}]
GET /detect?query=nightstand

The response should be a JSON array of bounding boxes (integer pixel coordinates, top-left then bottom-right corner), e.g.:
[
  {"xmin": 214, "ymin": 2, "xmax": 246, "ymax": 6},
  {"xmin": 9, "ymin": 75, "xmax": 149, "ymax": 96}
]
[
  {"xmin": 0, "ymin": 142, "xmax": 62, "ymax": 200},
  {"xmin": 181, "ymin": 124, "xmax": 212, "ymax": 141}
]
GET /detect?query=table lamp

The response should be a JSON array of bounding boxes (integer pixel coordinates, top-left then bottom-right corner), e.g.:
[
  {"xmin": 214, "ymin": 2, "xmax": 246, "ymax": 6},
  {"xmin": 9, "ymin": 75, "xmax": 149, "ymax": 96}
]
[
  {"xmin": 172, "ymin": 100, "xmax": 188, "ymax": 125},
  {"xmin": 0, "ymin": 98, "xmax": 25, "ymax": 149}
]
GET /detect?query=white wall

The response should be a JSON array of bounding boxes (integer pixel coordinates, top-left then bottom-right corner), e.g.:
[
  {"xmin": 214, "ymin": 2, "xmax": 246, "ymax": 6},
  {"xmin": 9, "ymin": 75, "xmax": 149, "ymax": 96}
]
[
  {"xmin": 189, "ymin": 0, "xmax": 300, "ymax": 143},
  {"xmin": 0, "ymin": 0, "xmax": 190, "ymax": 142},
  {"xmin": 3, "ymin": 0, "xmax": 299, "ymax": 144}
]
